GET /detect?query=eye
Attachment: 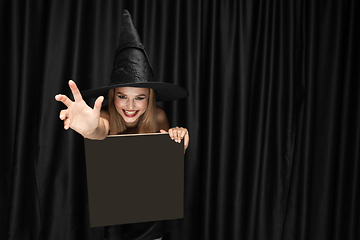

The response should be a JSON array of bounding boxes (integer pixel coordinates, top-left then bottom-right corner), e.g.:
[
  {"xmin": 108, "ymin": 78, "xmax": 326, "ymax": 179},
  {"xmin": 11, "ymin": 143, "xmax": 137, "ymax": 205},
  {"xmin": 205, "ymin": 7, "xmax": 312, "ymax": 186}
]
[
  {"xmin": 117, "ymin": 95, "xmax": 127, "ymax": 99},
  {"xmin": 136, "ymin": 96, "xmax": 146, "ymax": 100}
]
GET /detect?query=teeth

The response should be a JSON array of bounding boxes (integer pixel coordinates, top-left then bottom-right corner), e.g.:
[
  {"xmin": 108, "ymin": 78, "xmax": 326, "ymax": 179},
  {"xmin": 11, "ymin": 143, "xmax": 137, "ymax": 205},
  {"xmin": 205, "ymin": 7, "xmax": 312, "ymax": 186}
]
[{"xmin": 124, "ymin": 110, "xmax": 137, "ymax": 115}]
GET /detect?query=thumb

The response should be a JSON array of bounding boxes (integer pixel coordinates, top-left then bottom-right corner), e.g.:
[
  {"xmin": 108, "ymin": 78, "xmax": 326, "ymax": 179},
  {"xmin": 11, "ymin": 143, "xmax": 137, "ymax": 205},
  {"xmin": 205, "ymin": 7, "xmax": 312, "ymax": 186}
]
[
  {"xmin": 93, "ymin": 96, "xmax": 104, "ymax": 111},
  {"xmin": 160, "ymin": 129, "xmax": 167, "ymax": 133}
]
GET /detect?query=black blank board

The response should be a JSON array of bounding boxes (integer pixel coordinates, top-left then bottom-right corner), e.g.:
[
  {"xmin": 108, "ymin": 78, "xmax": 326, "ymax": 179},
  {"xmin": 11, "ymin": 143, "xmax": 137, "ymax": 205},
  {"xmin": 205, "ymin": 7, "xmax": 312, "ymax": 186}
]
[{"xmin": 84, "ymin": 133, "xmax": 184, "ymax": 227}]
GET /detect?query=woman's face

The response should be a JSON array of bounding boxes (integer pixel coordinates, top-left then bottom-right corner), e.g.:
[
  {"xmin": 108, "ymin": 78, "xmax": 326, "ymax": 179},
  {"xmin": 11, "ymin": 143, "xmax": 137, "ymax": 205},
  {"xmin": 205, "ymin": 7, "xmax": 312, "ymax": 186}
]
[{"xmin": 114, "ymin": 87, "xmax": 149, "ymax": 126}]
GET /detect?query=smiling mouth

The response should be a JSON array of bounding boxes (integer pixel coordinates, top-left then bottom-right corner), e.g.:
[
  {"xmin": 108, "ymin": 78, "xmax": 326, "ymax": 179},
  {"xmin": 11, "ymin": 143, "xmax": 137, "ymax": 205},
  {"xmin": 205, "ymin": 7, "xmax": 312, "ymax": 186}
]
[{"xmin": 123, "ymin": 110, "xmax": 139, "ymax": 117}]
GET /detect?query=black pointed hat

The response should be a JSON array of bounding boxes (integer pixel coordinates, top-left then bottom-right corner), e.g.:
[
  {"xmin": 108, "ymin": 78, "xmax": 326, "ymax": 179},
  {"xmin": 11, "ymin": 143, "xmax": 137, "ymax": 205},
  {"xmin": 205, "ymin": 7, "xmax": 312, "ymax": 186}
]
[{"xmin": 82, "ymin": 10, "xmax": 188, "ymax": 101}]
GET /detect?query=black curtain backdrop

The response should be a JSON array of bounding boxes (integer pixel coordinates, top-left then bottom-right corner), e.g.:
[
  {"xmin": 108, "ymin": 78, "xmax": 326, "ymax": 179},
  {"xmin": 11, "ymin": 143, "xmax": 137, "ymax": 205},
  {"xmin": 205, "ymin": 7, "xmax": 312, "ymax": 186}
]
[{"xmin": 1, "ymin": 0, "xmax": 359, "ymax": 240}]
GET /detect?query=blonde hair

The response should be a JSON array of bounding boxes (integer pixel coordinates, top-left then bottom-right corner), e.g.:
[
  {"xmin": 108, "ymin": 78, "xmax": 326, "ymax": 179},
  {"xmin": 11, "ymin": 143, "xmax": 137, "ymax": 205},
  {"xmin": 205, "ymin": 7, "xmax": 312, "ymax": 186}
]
[{"xmin": 107, "ymin": 88, "xmax": 158, "ymax": 134}]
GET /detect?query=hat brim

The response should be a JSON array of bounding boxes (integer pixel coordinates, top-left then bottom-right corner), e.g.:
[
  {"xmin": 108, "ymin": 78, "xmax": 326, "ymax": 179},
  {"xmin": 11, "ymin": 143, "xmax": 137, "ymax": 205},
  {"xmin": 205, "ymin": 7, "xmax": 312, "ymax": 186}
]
[{"xmin": 82, "ymin": 82, "xmax": 188, "ymax": 102}]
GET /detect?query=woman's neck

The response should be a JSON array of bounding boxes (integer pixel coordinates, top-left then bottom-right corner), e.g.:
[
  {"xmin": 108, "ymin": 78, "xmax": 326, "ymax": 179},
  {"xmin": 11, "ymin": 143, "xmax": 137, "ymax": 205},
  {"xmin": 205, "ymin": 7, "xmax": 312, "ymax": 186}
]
[
  {"xmin": 124, "ymin": 119, "xmax": 140, "ymax": 133},
  {"xmin": 123, "ymin": 126, "xmax": 138, "ymax": 134}
]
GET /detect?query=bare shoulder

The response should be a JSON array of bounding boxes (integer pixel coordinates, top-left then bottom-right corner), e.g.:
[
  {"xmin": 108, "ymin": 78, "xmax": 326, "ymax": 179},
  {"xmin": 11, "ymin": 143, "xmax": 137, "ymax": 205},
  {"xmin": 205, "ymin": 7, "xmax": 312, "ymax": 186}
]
[
  {"xmin": 156, "ymin": 106, "xmax": 167, "ymax": 121},
  {"xmin": 156, "ymin": 106, "xmax": 169, "ymax": 131}
]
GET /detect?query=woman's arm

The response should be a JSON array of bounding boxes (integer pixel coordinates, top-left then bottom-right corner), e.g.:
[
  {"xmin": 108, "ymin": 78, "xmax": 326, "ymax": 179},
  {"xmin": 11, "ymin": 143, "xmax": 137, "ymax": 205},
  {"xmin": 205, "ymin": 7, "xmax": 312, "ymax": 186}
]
[{"xmin": 55, "ymin": 80, "xmax": 109, "ymax": 140}]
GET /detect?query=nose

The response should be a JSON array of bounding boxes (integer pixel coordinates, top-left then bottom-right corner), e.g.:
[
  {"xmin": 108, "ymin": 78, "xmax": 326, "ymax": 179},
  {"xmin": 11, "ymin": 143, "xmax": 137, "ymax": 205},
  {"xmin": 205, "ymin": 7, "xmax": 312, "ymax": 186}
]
[{"xmin": 128, "ymin": 98, "xmax": 135, "ymax": 109}]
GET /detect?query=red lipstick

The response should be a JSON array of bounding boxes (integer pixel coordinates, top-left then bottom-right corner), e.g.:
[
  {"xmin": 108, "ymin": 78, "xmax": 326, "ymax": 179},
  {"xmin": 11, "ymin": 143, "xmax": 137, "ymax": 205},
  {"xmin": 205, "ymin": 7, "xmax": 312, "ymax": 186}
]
[{"xmin": 123, "ymin": 110, "xmax": 139, "ymax": 118}]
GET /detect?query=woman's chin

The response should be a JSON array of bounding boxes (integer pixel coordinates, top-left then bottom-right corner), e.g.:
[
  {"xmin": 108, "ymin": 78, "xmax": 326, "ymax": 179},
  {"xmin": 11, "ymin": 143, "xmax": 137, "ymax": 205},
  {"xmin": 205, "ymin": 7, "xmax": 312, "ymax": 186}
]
[{"xmin": 123, "ymin": 117, "xmax": 140, "ymax": 125}]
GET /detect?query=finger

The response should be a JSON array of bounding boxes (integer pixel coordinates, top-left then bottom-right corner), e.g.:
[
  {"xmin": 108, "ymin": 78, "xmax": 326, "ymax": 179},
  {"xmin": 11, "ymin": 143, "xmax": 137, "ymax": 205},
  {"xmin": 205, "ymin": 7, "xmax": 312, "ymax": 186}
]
[
  {"xmin": 174, "ymin": 130, "xmax": 181, "ymax": 143},
  {"xmin": 173, "ymin": 129, "xmax": 178, "ymax": 138},
  {"xmin": 179, "ymin": 129, "xmax": 187, "ymax": 142},
  {"xmin": 168, "ymin": 128, "xmax": 174, "ymax": 139},
  {"xmin": 55, "ymin": 94, "xmax": 73, "ymax": 108},
  {"xmin": 63, "ymin": 118, "xmax": 71, "ymax": 130},
  {"xmin": 68, "ymin": 80, "xmax": 83, "ymax": 102},
  {"xmin": 93, "ymin": 96, "xmax": 104, "ymax": 111},
  {"xmin": 59, "ymin": 109, "xmax": 68, "ymax": 120},
  {"xmin": 177, "ymin": 129, "xmax": 184, "ymax": 143},
  {"xmin": 184, "ymin": 131, "xmax": 189, "ymax": 152}
]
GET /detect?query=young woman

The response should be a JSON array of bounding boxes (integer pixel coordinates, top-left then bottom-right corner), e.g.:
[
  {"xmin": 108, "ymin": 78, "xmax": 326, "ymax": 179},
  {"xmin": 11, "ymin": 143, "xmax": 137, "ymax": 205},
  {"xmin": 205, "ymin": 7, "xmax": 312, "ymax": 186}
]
[
  {"xmin": 55, "ymin": 9, "xmax": 189, "ymax": 150},
  {"xmin": 55, "ymin": 80, "xmax": 189, "ymax": 152},
  {"xmin": 55, "ymin": 81, "xmax": 188, "ymax": 240},
  {"xmin": 55, "ymin": 9, "xmax": 189, "ymax": 239}
]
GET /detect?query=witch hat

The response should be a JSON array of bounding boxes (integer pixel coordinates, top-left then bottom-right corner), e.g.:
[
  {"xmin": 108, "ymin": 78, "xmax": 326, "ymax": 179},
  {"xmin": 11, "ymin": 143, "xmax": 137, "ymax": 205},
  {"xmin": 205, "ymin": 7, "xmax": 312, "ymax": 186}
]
[{"xmin": 82, "ymin": 9, "xmax": 188, "ymax": 102}]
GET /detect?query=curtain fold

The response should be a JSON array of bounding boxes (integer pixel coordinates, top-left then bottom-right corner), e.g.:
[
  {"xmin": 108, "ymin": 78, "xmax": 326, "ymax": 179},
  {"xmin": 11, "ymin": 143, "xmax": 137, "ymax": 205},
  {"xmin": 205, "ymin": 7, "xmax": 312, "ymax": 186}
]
[
  {"xmin": 1, "ymin": 0, "xmax": 359, "ymax": 240},
  {"xmin": 283, "ymin": 1, "xmax": 360, "ymax": 240}
]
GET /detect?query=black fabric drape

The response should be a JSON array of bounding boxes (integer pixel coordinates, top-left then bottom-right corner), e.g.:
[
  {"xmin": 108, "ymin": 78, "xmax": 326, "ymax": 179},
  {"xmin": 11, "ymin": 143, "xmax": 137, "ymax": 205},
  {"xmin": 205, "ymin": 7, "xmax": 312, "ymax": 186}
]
[
  {"xmin": 283, "ymin": 1, "xmax": 360, "ymax": 239},
  {"xmin": 1, "ymin": 0, "xmax": 359, "ymax": 240}
]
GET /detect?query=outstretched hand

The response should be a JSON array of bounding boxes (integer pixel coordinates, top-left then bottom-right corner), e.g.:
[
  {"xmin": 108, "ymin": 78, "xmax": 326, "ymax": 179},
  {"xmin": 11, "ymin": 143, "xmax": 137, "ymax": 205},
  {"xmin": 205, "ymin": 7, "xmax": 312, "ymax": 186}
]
[
  {"xmin": 160, "ymin": 127, "xmax": 189, "ymax": 153},
  {"xmin": 55, "ymin": 80, "xmax": 104, "ymax": 137}
]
